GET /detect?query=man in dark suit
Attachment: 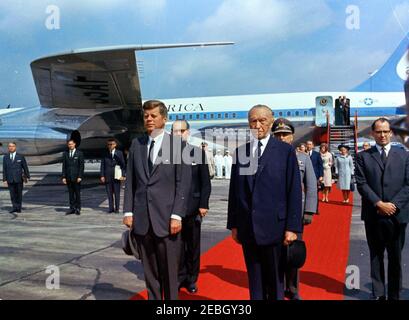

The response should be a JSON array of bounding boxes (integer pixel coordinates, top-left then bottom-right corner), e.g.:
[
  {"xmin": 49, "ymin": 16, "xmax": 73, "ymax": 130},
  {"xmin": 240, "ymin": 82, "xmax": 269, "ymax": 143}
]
[
  {"xmin": 171, "ymin": 120, "xmax": 211, "ymax": 294},
  {"xmin": 2, "ymin": 142, "xmax": 30, "ymax": 213},
  {"xmin": 306, "ymin": 140, "xmax": 323, "ymax": 182},
  {"xmin": 100, "ymin": 138, "xmax": 126, "ymax": 213},
  {"xmin": 227, "ymin": 105, "xmax": 303, "ymax": 300},
  {"xmin": 356, "ymin": 117, "xmax": 409, "ymax": 300},
  {"xmin": 62, "ymin": 139, "xmax": 85, "ymax": 215},
  {"xmin": 123, "ymin": 100, "xmax": 191, "ymax": 300}
]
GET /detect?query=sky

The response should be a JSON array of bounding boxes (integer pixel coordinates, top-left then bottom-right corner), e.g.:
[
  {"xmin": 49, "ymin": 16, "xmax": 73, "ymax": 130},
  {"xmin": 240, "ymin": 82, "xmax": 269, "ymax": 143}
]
[{"xmin": 0, "ymin": 0, "xmax": 408, "ymax": 108}]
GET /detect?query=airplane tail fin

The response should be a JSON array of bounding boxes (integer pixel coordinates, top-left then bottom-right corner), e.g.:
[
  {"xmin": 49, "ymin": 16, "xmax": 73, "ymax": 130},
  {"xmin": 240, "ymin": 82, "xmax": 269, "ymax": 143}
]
[{"xmin": 352, "ymin": 33, "xmax": 409, "ymax": 92}]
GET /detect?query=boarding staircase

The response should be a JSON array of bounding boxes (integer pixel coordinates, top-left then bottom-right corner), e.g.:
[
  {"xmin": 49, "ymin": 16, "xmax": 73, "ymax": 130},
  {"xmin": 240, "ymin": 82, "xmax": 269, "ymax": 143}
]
[{"xmin": 326, "ymin": 112, "xmax": 359, "ymax": 163}]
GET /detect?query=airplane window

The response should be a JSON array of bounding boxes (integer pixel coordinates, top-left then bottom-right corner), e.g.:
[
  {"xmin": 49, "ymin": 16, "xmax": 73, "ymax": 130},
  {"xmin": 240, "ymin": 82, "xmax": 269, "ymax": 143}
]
[
  {"xmin": 304, "ymin": 111, "xmax": 308, "ymax": 116},
  {"xmin": 232, "ymin": 113, "xmax": 236, "ymax": 118},
  {"xmin": 189, "ymin": 114, "xmax": 193, "ymax": 120},
  {"xmin": 287, "ymin": 111, "xmax": 291, "ymax": 116},
  {"xmin": 210, "ymin": 114, "xmax": 214, "ymax": 119},
  {"xmin": 196, "ymin": 114, "xmax": 200, "ymax": 119},
  {"xmin": 225, "ymin": 113, "xmax": 229, "ymax": 118},
  {"xmin": 217, "ymin": 113, "xmax": 221, "ymax": 119},
  {"xmin": 203, "ymin": 114, "xmax": 207, "ymax": 119},
  {"xmin": 272, "ymin": 112, "xmax": 275, "ymax": 116},
  {"xmin": 295, "ymin": 111, "xmax": 299, "ymax": 116},
  {"xmin": 279, "ymin": 112, "xmax": 283, "ymax": 116}
]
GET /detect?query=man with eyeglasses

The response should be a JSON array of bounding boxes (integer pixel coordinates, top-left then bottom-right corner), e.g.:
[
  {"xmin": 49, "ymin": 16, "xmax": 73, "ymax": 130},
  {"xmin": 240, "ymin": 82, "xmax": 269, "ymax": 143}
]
[
  {"xmin": 355, "ymin": 117, "xmax": 409, "ymax": 300},
  {"xmin": 171, "ymin": 120, "xmax": 211, "ymax": 294}
]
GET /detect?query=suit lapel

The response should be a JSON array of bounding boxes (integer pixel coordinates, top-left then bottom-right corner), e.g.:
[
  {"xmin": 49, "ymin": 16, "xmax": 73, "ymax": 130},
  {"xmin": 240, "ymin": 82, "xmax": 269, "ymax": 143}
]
[
  {"xmin": 255, "ymin": 137, "xmax": 275, "ymax": 176},
  {"xmin": 370, "ymin": 146, "xmax": 384, "ymax": 170},
  {"xmin": 150, "ymin": 133, "xmax": 170, "ymax": 178},
  {"xmin": 384, "ymin": 147, "xmax": 396, "ymax": 171},
  {"xmin": 139, "ymin": 135, "xmax": 149, "ymax": 179}
]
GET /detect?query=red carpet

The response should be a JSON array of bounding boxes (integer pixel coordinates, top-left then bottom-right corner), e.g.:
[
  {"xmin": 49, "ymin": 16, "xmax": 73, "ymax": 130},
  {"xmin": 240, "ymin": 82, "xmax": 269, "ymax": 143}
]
[{"xmin": 131, "ymin": 187, "xmax": 353, "ymax": 300}]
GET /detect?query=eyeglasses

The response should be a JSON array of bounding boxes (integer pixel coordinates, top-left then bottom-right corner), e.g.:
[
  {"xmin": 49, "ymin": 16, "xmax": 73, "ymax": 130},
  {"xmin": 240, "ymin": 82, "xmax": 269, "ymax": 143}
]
[{"xmin": 374, "ymin": 130, "xmax": 391, "ymax": 134}]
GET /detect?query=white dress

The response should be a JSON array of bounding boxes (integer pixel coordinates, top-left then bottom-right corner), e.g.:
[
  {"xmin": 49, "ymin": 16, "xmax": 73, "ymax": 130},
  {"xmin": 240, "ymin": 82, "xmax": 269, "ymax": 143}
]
[{"xmin": 321, "ymin": 152, "xmax": 333, "ymax": 187}]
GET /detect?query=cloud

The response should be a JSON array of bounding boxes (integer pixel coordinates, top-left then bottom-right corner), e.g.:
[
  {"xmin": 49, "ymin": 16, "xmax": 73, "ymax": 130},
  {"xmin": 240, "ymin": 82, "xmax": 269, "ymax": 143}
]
[
  {"xmin": 0, "ymin": 0, "xmax": 167, "ymax": 31},
  {"xmin": 188, "ymin": 0, "xmax": 333, "ymax": 44}
]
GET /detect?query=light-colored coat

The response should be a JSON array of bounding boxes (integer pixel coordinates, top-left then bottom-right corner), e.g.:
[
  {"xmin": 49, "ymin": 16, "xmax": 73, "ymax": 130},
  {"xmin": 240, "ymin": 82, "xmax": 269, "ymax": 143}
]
[
  {"xmin": 297, "ymin": 152, "xmax": 318, "ymax": 214},
  {"xmin": 335, "ymin": 154, "xmax": 354, "ymax": 190}
]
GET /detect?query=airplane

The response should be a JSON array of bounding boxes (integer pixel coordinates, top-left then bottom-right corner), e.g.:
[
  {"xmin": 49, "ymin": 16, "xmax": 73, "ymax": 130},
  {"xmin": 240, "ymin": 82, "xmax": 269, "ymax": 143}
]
[{"xmin": 0, "ymin": 34, "xmax": 408, "ymax": 165}]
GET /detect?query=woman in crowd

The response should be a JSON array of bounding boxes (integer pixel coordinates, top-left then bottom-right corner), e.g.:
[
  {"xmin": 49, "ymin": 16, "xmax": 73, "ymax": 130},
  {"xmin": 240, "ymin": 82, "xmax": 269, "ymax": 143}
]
[
  {"xmin": 298, "ymin": 143, "xmax": 307, "ymax": 154},
  {"xmin": 335, "ymin": 144, "xmax": 354, "ymax": 203},
  {"xmin": 319, "ymin": 143, "xmax": 333, "ymax": 202}
]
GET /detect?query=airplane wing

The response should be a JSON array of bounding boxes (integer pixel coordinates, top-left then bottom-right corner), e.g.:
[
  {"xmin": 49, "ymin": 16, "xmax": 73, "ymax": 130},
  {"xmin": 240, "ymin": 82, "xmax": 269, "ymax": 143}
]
[{"xmin": 30, "ymin": 42, "xmax": 234, "ymax": 109}]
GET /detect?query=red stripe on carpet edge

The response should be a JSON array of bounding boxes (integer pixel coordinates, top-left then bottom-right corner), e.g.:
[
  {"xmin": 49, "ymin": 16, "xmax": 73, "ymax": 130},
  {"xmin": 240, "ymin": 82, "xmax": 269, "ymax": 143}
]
[{"xmin": 131, "ymin": 187, "xmax": 353, "ymax": 300}]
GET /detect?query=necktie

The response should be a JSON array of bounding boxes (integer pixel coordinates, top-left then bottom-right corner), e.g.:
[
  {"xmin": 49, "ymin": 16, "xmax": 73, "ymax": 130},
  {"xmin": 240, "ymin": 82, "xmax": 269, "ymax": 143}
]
[
  {"xmin": 257, "ymin": 140, "xmax": 263, "ymax": 159},
  {"xmin": 11, "ymin": 154, "xmax": 14, "ymax": 162},
  {"xmin": 148, "ymin": 139, "xmax": 155, "ymax": 174},
  {"xmin": 112, "ymin": 151, "xmax": 115, "ymax": 159},
  {"xmin": 381, "ymin": 147, "xmax": 387, "ymax": 165},
  {"xmin": 70, "ymin": 151, "xmax": 73, "ymax": 158}
]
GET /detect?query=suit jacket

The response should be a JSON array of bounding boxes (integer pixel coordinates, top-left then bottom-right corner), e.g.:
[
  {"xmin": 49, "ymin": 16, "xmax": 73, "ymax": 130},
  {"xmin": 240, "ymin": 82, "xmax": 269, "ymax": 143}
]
[
  {"xmin": 100, "ymin": 149, "xmax": 126, "ymax": 182},
  {"xmin": 62, "ymin": 149, "xmax": 85, "ymax": 181},
  {"xmin": 227, "ymin": 138, "xmax": 303, "ymax": 245},
  {"xmin": 355, "ymin": 146, "xmax": 409, "ymax": 224},
  {"xmin": 2, "ymin": 153, "xmax": 30, "ymax": 183},
  {"xmin": 309, "ymin": 150, "xmax": 323, "ymax": 179},
  {"xmin": 123, "ymin": 133, "xmax": 192, "ymax": 237},
  {"xmin": 185, "ymin": 144, "xmax": 211, "ymax": 216}
]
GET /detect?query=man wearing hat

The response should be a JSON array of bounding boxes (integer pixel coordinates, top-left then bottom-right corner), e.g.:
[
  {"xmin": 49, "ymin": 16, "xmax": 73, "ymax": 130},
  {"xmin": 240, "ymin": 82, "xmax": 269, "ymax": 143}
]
[
  {"xmin": 227, "ymin": 105, "xmax": 302, "ymax": 300},
  {"xmin": 272, "ymin": 118, "xmax": 317, "ymax": 300}
]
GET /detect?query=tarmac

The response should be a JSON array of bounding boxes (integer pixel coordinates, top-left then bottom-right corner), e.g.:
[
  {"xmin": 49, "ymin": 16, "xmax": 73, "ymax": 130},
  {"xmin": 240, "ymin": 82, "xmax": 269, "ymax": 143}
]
[
  {"xmin": 0, "ymin": 163, "xmax": 229, "ymax": 300},
  {"xmin": 0, "ymin": 163, "xmax": 408, "ymax": 300}
]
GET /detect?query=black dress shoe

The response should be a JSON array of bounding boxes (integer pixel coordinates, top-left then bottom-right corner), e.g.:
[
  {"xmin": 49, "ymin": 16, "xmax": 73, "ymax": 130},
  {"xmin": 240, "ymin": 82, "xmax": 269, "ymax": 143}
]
[
  {"xmin": 16, "ymin": 210, "xmax": 21, "ymax": 213},
  {"xmin": 372, "ymin": 296, "xmax": 386, "ymax": 301},
  {"xmin": 75, "ymin": 210, "xmax": 81, "ymax": 215},
  {"xmin": 9, "ymin": 209, "xmax": 17, "ymax": 213},
  {"xmin": 187, "ymin": 283, "xmax": 198, "ymax": 294},
  {"xmin": 65, "ymin": 209, "xmax": 75, "ymax": 215},
  {"xmin": 115, "ymin": 210, "xmax": 119, "ymax": 214},
  {"xmin": 108, "ymin": 210, "xmax": 114, "ymax": 214}
]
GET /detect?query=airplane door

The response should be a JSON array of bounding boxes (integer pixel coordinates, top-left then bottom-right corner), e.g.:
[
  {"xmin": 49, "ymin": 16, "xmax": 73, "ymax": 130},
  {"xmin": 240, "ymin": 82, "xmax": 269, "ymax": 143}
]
[{"xmin": 315, "ymin": 96, "xmax": 334, "ymax": 127}]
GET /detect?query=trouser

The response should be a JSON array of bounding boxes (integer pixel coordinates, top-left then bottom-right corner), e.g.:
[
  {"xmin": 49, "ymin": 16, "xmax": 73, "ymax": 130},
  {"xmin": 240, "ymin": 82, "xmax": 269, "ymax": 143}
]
[
  {"xmin": 364, "ymin": 220, "xmax": 407, "ymax": 300},
  {"xmin": 67, "ymin": 180, "xmax": 81, "ymax": 210},
  {"xmin": 135, "ymin": 224, "xmax": 182, "ymax": 300},
  {"xmin": 179, "ymin": 214, "xmax": 202, "ymax": 285},
  {"xmin": 284, "ymin": 232, "xmax": 303, "ymax": 297},
  {"xmin": 105, "ymin": 180, "xmax": 121, "ymax": 211},
  {"xmin": 215, "ymin": 165, "xmax": 223, "ymax": 178},
  {"xmin": 242, "ymin": 242, "xmax": 284, "ymax": 300},
  {"xmin": 8, "ymin": 182, "xmax": 23, "ymax": 210}
]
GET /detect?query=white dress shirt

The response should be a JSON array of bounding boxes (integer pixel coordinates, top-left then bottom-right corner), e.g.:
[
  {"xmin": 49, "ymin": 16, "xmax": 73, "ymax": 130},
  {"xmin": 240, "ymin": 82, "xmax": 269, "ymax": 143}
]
[
  {"xmin": 111, "ymin": 148, "xmax": 116, "ymax": 158},
  {"xmin": 10, "ymin": 152, "xmax": 16, "ymax": 161},
  {"xmin": 251, "ymin": 134, "xmax": 270, "ymax": 158},
  {"xmin": 375, "ymin": 143, "xmax": 391, "ymax": 157},
  {"xmin": 124, "ymin": 131, "xmax": 181, "ymax": 221},
  {"xmin": 69, "ymin": 148, "xmax": 76, "ymax": 157}
]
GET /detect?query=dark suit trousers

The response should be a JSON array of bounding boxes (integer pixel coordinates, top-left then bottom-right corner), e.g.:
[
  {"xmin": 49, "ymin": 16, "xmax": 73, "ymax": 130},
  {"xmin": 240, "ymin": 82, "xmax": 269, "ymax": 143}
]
[
  {"xmin": 135, "ymin": 224, "xmax": 182, "ymax": 300},
  {"xmin": 67, "ymin": 180, "xmax": 81, "ymax": 210},
  {"xmin": 242, "ymin": 242, "xmax": 285, "ymax": 300},
  {"xmin": 179, "ymin": 214, "xmax": 202, "ymax": 285},
  {"xmin": 8, "ymin": 182, "xmax": 23, "ymax": 210},
  {"xmin": 365, "ymin": 220, "xmax": 407, "ymax": 299},
  {"xmin": 105, "ymin": 180, "xmax": 121, "ymax": 211}
]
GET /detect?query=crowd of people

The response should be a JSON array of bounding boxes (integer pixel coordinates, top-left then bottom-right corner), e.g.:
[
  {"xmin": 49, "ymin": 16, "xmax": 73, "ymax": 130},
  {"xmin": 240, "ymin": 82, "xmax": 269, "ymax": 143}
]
[
  {"xmin": 294, "ymin": 140, "xmax": 357, "ymax": 204},
  {"xmin": 1, "ymin": 100, "xmax": 408, "ymax": 301}
]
